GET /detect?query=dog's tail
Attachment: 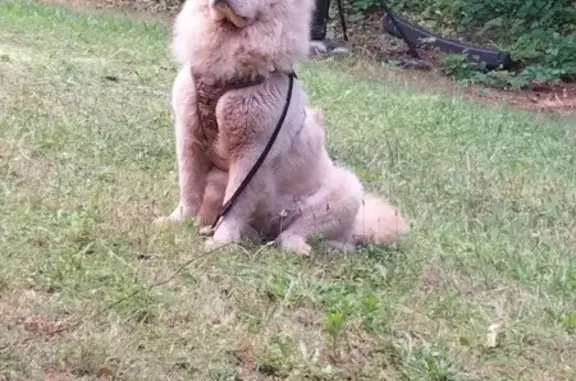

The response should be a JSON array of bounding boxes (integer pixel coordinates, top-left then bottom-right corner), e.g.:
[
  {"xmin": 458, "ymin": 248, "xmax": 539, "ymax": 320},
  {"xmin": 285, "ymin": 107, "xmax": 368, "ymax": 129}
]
[{"xmin": 351, "ymin": 193, "xmax": 409, "ymax": 245}]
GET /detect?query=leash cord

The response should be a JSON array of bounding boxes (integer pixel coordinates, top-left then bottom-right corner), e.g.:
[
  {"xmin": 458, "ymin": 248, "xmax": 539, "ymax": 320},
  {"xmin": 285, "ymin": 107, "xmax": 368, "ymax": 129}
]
[{"xmin": 211, "ymin": 71, "xmax": 297, "ymax": 229}]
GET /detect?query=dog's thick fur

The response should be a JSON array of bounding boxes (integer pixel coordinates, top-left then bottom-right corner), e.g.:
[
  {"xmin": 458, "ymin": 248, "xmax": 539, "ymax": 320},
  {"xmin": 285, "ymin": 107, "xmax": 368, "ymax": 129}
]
[{"xmin": 158, "ymin": 0, "xmax": 408, "ymax": 254}]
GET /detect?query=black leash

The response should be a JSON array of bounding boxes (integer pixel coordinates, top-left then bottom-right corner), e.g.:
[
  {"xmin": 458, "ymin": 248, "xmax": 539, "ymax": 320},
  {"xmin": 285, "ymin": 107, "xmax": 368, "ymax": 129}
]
[{"xmin": 210, "ymin": 71, "xmax": 297, "ymax": 230}]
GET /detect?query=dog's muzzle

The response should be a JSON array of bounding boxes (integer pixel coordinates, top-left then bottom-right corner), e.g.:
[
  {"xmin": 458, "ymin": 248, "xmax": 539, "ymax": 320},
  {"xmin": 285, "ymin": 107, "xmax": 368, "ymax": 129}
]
[{"xmin": 209, "ymin": 0, "xmax": 250, "ymax": 28}]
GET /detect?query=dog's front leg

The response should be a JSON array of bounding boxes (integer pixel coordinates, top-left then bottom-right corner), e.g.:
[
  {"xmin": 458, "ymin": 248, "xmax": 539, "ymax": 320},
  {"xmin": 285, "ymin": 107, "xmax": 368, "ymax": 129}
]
[
  {"xmin": 205, "ymin": 151, "xmax": 264, "ymax": 250},
  {"xmin": 157, "ymin": 66, "xmax": 211, "ymax": 223},
  {"xmin": 168, "ymin": 135, "xmax": 212, "ymax": 222}
]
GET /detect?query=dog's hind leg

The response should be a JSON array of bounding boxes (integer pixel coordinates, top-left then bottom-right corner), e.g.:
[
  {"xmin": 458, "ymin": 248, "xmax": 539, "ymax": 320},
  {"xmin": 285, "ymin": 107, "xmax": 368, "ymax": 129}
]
[
  {"xmin": 277, "ymin": 233, "xmax": 312, "ymax": 256},
  {"xmin": 196, "ymin": 167, "xmax": 228, "ymax": 229},
  {"xmin": 276, "ymin": 167, "xmax": 363, "ymax": 255},
  {"xmin": 275, "ymin": 200, "xmax": 357, "ymax": 255}
]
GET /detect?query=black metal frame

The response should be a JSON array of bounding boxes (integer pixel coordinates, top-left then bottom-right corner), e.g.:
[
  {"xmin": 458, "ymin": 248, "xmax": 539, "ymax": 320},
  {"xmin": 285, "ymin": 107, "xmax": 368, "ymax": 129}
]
[{"xmin": 310, "ymin": 0, "xmax": 332, "ymax": 40}]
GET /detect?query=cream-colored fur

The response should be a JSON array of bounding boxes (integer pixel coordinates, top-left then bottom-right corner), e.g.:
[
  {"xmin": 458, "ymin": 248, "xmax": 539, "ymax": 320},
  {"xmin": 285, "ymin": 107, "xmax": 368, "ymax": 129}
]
[
  {"xmin": 157, "ymin": 0, "xmax": 408, "ymax": 254},
  {"xmin": 196, "ymin": 107, "xmax": 409, "ymax": 252}
]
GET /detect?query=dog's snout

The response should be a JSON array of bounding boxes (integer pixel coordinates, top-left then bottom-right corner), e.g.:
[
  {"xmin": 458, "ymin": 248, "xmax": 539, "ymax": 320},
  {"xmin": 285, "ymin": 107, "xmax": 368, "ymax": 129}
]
[{"xmin": 209, "ymin": 0, "xmax": 250, "ymax": 28}]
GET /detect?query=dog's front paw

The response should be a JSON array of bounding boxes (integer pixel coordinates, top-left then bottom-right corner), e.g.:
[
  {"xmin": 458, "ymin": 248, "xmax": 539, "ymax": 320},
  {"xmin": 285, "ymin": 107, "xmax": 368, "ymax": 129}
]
[
  {"xmin": 286, "ymin": 241, "xmax": 312, "ymax": 256},
  {"xmin": 278, "ymin": 234, "xmax": 312, "ymax": 256},
  {"xmin": 204, "ymin": 225, "xmax": 241, "ymax": 251},
  {"xmin": 198, "ymin": 225, "xmax": 216, "ymax": 236},
  {"xmin": 154, "ymin": 204, "xmax": 195, "ymax": 226},
  {"xmin": 204, "ymin": 236, "xmax": 239, "ymax": 252},
  {"xmin": 204, "ymin": 237, "xmax": 227, "ymax": 251}
]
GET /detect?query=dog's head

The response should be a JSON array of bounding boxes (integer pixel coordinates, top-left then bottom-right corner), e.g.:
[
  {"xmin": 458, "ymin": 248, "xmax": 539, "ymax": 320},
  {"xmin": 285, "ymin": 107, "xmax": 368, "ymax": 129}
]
[{"xmin": 173, "ymin": 0, "xmax": 315, "ymax": 79}]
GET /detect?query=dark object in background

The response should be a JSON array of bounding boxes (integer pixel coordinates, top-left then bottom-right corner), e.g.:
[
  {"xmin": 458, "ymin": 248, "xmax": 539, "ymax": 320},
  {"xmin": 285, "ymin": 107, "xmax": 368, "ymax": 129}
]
[
  {"xmin": 309, "ymin": 0, "xmax": 513, "ymax": 72},
  {"xmin": 383, "ymin": 13, "xmax": 513, "ymax": 71},
  {"xmin": 378, "ymin": 0, "xmax": 418, "ymax": 58},
  {"xmin": 310, "ymin": 0, "xmax": 331, "ymax": 40},
  {"xmin": 309, "ymin": 0, "xmax": 348, "ymax": 55}
]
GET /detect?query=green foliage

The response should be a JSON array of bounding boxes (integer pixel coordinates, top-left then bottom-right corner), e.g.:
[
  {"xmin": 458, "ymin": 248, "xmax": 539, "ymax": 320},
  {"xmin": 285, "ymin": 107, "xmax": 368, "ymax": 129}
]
[
  {"xmin": 348, "ymin": 0, "xmax": 576, "ymax": 88},
  {"xmin": 441, "ymin": 52, "xmax": 569, "ymax": 90},
  {"xmin": 349, "ymin": 0, "xmax": 380, "ymax": 12},
  {"xmin": 398, "ymin": 343, "xmax": 463, "ymax": 381},
  {"xmin": 323, "ymin": 310, "xmax": 347, "ymax": 339},
  {"xmin": 561, "ymin": 312, "xmax": 576, "ymax": 332}
]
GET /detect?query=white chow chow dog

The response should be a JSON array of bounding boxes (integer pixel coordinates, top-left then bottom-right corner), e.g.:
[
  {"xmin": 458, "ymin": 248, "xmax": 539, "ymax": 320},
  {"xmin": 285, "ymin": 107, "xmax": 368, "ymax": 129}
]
[{"xmin": 157, "ymin": 0, "xmax": 409, "ymax": 254}]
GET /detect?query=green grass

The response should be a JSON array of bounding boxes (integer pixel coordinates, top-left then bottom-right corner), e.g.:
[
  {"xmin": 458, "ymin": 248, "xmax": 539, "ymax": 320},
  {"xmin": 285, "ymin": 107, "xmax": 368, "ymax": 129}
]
[{"xmin": 1, "ymin": 1, "xmax": 575, "ymax": 380}]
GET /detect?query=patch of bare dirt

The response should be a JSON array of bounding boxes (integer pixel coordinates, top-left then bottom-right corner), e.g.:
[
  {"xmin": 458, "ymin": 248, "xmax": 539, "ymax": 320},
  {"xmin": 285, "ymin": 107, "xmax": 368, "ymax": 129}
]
[
  {"xmin": 233, "ymin": 344, "xmax": 258, "ymax": 379},
  {"xmin": 507, "ymin": 81, "xmax": 576, "ymax": 114},
  {"xmin": 418, "ymin": 263, "xmax": 447, "ymax": 295},
  {"xmin": 43, "ymin": 370, "xmax": 75, "ymax": 381},
  {"xmin": 0, "ymin": 293, "xmax": 67, "ymax": 344},
  {"xmin": 234, "ymin": 344, "xmax": 283, "ymax": 380},
  {"xmin": 20, "ymin": 316, "xmax": 65, "ymax": 342},
  {"xmin": 290, "ymin": 306, "xmax": 322, "ymax": 328}
]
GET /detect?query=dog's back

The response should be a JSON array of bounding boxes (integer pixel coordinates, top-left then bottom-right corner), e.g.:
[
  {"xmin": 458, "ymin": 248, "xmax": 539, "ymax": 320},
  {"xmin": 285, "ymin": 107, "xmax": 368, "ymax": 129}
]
[{"xmin": 292, "ymin": 107, "xmax": 409, "ymax": 247}]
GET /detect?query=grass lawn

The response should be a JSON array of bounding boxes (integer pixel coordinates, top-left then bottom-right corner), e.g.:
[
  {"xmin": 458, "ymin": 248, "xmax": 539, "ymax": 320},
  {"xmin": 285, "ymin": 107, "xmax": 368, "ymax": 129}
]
[{"xmin": 1, "ymin": 1, "xmax": 575, "ymax": 380}]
